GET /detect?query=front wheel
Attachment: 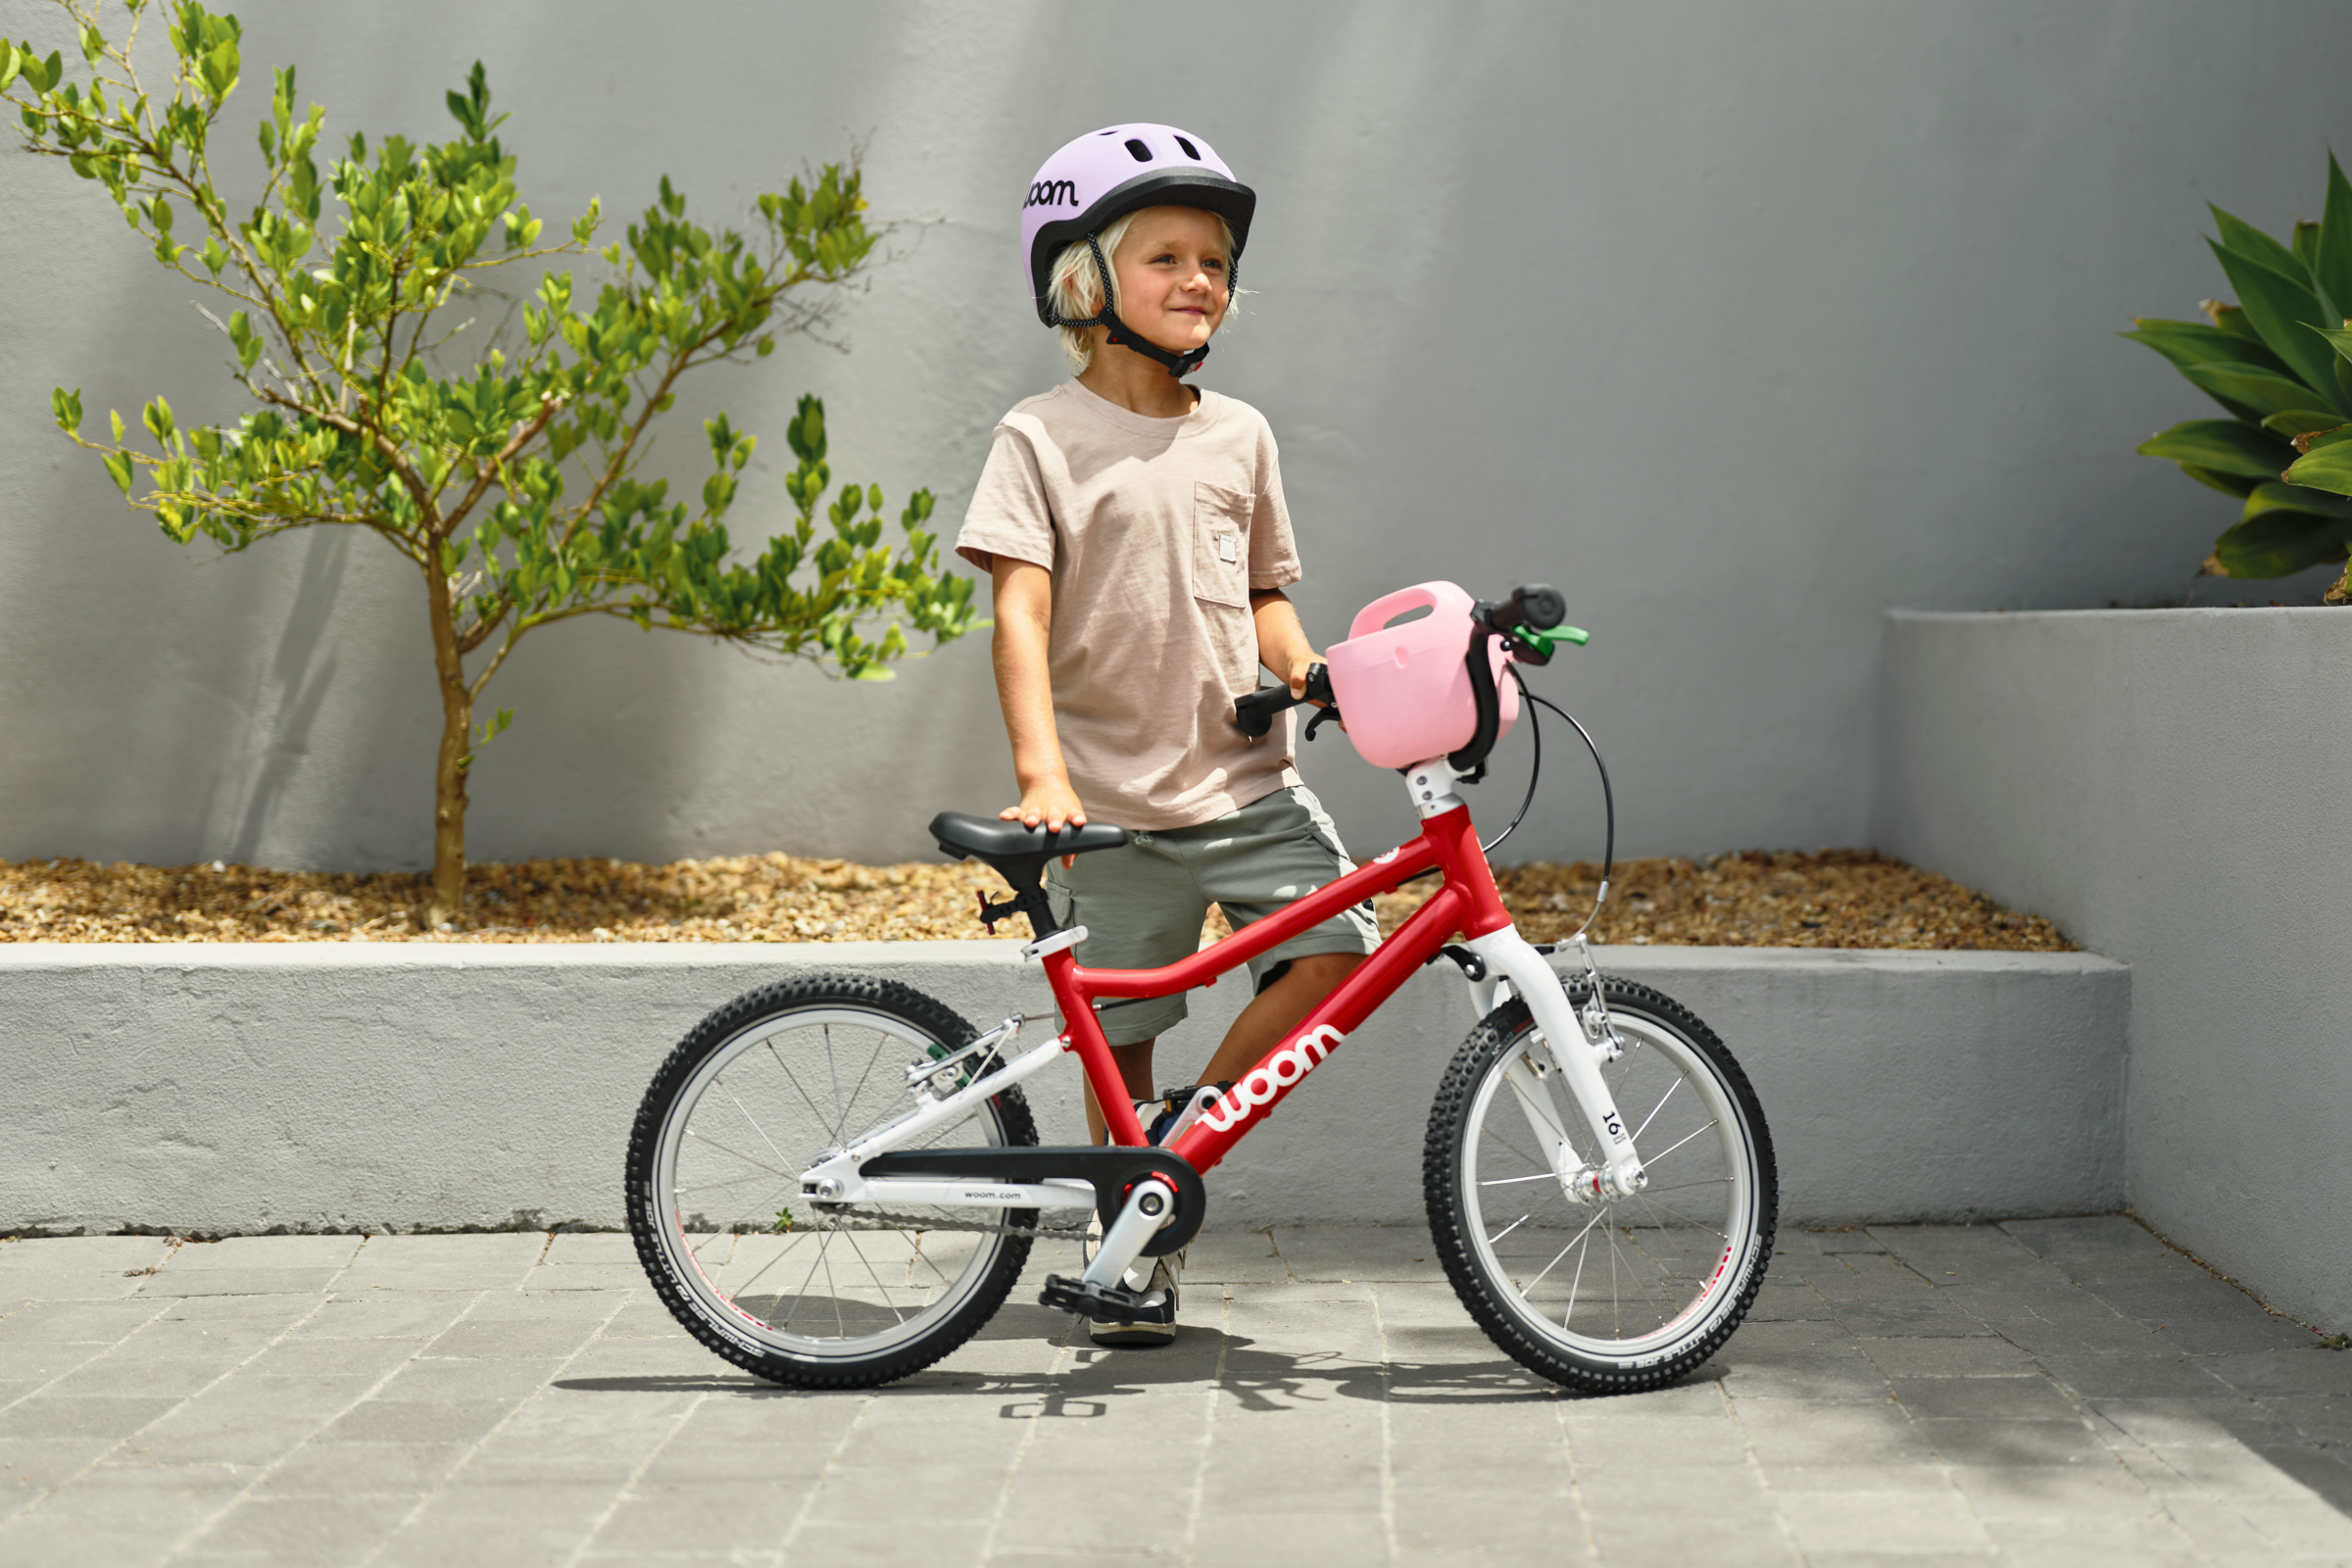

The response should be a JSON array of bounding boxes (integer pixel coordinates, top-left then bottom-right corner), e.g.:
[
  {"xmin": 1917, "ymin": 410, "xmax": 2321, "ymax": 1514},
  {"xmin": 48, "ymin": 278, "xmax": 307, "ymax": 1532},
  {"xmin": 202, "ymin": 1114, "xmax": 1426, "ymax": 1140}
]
[
  {"xmin": 1424, "ymin": 977, "xmax": 1776, "ymax": 1394},
  {"xmin": 624, "ymin": 974, "xmax": 1038, "ymax": 1389}
]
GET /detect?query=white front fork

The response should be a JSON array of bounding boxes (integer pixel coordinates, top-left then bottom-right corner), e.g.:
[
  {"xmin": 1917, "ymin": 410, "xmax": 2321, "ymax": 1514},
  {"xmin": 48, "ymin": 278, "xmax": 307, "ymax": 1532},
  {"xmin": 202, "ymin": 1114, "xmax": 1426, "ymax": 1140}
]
[{"xmin": 1404, "ymin": 758, "xmax": 1644, "ymax": 1200}]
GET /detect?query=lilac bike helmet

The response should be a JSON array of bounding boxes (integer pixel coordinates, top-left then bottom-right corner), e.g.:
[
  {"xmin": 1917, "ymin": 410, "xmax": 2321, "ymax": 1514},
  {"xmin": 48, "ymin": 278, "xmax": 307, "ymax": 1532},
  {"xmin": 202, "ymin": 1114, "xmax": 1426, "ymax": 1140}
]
[{"xmin": 1021, "ymin": 122, "xmax": 1256, "ymax": 377}]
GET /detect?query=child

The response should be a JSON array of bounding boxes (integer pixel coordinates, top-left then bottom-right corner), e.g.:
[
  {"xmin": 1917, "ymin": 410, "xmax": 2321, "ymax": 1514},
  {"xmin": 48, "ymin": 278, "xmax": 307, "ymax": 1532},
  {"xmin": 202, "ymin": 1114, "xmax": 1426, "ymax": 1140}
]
[{"xmin": 955, "ymin": 124, "xmax": 1380, "ymax": 1347}]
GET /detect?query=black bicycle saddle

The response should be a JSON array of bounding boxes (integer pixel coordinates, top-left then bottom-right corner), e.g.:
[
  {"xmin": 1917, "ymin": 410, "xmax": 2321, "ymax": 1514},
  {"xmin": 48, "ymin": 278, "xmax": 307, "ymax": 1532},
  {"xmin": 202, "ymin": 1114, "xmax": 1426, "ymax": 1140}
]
[{"xmin": 928, "ymin": 812, "xmax": 1130, "ymax": 880}]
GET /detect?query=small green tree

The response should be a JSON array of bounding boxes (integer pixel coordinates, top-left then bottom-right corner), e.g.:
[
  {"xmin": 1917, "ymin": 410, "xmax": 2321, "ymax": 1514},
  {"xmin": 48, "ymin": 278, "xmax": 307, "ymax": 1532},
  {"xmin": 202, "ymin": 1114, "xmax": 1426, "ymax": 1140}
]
[{"xmin": 4, "ymin": 1, "xmax": 978, "ymax": 921}]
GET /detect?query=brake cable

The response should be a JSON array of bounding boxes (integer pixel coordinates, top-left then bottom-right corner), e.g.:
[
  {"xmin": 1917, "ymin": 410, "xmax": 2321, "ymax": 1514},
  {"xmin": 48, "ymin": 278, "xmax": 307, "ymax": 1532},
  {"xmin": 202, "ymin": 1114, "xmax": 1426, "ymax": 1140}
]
[{"xmin": 1482, "ymin": 664, "xmax": 1616, "ymax": 942}]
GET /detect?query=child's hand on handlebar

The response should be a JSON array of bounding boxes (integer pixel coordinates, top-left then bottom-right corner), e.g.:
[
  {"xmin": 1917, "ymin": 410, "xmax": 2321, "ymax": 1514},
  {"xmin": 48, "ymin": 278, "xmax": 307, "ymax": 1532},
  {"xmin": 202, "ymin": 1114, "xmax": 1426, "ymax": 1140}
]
[
  {"xmin": 1001, "ymin": 780, "xmax": 1089, "ymax": 867},
  {"xmin": 1284, "ymin": 651, "xmax": 1327, "ymax": 702}
]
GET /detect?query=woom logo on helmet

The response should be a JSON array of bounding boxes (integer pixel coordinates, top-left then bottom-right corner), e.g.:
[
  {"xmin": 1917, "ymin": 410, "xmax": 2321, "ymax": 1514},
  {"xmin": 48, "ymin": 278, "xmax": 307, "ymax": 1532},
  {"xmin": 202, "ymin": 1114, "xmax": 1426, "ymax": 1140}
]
[
  {"xmin": 1025, "ymin": 179, "xmax": 1079, "ymax": 209},
  {"xmin": 1196, "ymin": 1025, "xmax": 1347, "ymax": 1134}
]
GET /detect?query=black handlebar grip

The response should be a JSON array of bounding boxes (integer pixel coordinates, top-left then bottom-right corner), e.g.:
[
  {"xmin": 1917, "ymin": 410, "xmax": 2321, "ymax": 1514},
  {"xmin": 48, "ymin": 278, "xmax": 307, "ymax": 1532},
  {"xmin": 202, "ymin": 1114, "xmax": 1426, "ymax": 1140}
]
[
  {"xmin": 1501, "ymin": 583, "xmax": 1566, "ymax": 632},
  {"xmin": 1233, "ymin": 662, "xmax": 1334, "ymax": 739},
  {"xmin": 1233, "ymin": 684, "xmax": 1300, "ymax": 739}
]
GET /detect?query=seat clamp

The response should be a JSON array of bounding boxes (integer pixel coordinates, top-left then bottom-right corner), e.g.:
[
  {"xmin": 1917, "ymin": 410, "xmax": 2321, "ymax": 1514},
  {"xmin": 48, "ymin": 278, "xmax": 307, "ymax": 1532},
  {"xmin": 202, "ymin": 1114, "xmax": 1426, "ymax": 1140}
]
[{"xmin": 1022, "ymin": 925, "xmax": 1088, "ymax": 962}]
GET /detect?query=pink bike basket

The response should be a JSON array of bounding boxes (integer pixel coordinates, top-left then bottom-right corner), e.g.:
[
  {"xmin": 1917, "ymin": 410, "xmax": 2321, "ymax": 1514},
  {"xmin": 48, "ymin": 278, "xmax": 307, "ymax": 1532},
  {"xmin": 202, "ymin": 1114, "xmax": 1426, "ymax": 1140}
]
[{"xmin": 1324, "ymin": 581, "xmax": 1519, "ymax": 770}]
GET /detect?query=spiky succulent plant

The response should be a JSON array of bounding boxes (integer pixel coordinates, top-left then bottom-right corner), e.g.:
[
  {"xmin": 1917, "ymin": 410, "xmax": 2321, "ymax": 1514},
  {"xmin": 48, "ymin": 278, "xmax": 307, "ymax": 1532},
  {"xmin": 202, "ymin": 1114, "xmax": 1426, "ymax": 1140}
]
[{"xmin": 2128, "ymin": 155, "xmax": 2352, "ymax": 603}]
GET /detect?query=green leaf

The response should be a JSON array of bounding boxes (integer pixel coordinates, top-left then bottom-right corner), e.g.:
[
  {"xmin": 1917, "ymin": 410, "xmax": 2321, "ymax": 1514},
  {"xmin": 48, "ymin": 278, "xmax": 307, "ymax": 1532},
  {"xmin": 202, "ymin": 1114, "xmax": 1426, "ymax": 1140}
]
[
  {"xmin": 2294, "ymin": 219, "xmax": 2324, "ymax": 276},
  {"xmin": 101, "ymin": 450, "xmax": 133, "ymax": 494},
  {"xmin": 2240, "ymin": 479, "xmax": 2352, "ymax": 523},
  {"xmin": 2122, "ymin": 319, "xmax": 2291, "ymax": 378},
  {"xmin": 2134, "ymin": 419, "xmax": 2291, "ymax": 479},
  {"xmin": 2284, "ymin": 442, "xmax": 2352, "ymax": 496},
  {"xmin": 50, "ymin": 386, "xmax": 83, "ymax": 434},
  {"xmin": 2176, "ymin": 362, "xmax": 2333, "ymax": 419},
  {"xmin": 2295, "ymin": 423, "xmax": 2352, "ymax": 455},
  {"xmin": 1, "ymin": 43, "xmax": 21, "ymax": 93},
  {"xmin": 2211, "ymin": 507, "xmax": 2352, "ymax": 578},
  {"xmin": 2208, "ymin": 240, "xmax": 2346, "ymax": 411},
  {"xmin": 2178, "ymin": 465, "xmax": 2259, "ymax": 499},
  {"xmin": 2260, "ymin": 410, "xmax": 2342, "ymax": 437},
  {"xmin": 2210, "ymin": 205, "xmax": 2311, "ymax": 287},
  {"xmin": 2318, "ymin": 153, "xmax": 2352, "ymax": 325}
]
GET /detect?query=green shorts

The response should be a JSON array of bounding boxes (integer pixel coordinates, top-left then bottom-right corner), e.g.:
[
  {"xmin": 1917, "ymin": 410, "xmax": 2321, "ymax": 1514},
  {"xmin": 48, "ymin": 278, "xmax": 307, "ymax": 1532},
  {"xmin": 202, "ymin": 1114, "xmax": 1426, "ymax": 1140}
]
[{"xmin": 1046, "ymin": 784, "xmax": 1382, "ymax": 1047}]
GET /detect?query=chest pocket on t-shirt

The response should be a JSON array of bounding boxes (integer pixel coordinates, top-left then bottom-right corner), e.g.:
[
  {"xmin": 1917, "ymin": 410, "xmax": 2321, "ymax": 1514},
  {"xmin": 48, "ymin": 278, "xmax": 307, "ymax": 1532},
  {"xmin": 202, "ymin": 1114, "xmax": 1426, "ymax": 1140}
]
[{"xmin": 1193, "ymin": 482, "xmax": 1251, "ymax": 610}]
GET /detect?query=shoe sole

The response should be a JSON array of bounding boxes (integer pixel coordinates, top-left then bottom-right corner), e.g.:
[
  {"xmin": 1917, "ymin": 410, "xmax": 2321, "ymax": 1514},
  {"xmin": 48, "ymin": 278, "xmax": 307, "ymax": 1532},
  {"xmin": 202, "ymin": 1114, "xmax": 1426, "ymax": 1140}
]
[{"xmin": 1088, "ymin": 1322, "xmax": 1178, "ymax": 1348}]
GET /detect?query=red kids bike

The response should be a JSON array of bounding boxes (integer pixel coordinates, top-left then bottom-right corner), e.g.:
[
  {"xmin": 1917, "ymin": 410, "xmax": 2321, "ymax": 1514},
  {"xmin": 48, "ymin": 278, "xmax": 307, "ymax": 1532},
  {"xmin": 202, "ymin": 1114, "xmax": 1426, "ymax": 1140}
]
[{"xmin": 625, "ymin": 581, "xmax": 1776, "ymax": 1393}]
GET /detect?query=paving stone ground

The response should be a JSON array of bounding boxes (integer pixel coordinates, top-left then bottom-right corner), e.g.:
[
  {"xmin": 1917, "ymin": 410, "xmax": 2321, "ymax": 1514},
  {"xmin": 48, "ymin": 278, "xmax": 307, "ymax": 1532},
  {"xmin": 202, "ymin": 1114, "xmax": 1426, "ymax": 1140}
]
[{"xmin": 0, "ymin": 1217, "xmax": 2346, "ymax": 1566}]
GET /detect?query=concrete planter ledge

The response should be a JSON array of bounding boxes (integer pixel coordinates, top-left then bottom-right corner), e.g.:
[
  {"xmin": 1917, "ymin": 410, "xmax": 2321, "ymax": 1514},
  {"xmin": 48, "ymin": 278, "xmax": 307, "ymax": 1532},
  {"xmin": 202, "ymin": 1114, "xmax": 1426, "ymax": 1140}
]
[{"xmin": 0, "ymin": 941, "xmax": 2126, "ymax": 1235}]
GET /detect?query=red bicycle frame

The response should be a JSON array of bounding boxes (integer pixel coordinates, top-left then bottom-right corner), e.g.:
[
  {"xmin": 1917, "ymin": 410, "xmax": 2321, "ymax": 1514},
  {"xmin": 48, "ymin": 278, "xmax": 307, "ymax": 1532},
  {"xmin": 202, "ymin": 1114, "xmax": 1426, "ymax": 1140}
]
[{"xmin": 1036, "ymin": 801, "xmax": 1511, "ymax": 1172}]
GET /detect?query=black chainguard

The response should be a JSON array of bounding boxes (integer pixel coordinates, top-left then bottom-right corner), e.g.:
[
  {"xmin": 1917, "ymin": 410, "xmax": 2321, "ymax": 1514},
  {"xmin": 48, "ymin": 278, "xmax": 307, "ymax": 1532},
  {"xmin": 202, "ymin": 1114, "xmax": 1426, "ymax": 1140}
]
[{"xmin": 1039, "ymin": 1272, "xmax": 1177, "ymax": 1325}]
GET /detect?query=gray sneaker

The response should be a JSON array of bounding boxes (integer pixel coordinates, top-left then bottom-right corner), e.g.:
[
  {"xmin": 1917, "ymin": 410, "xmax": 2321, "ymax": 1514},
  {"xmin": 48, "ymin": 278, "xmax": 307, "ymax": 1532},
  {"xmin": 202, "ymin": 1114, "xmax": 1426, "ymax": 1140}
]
[
  {"xmin": 1088, "ymin": 1252, "xmax": 1181, "ymax": 1348},
  {"xmin": 1081, "ymin": 1216, "xmax": 1182, "ymax": 1348}
]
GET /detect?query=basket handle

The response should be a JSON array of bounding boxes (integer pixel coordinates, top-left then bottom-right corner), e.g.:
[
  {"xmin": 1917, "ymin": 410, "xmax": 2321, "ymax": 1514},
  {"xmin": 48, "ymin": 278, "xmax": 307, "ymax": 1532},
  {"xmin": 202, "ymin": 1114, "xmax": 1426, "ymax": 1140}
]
[{"xmin": 1345, "ymin": 580, "xmax": 1473, "ymax": 642}]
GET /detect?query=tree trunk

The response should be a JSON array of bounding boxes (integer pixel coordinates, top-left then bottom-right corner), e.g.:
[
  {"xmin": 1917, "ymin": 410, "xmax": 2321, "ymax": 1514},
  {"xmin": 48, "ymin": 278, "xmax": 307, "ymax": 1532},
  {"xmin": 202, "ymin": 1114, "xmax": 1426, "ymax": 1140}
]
[{"xmin": 424, "ymin": 563, "xmax": 471, "ymax": 927}]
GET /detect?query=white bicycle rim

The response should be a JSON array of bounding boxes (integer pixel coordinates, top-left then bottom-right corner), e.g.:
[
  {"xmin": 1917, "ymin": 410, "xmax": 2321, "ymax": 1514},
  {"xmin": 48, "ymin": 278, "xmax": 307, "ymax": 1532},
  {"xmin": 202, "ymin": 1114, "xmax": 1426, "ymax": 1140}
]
[
  {"xmin": 1460, "ymin": 1007, "xmax": 1764, "ymax": 1365},
  {"xmin": 651, "ymin": 1004, "xmax": 1015, "ymax": 1362}
]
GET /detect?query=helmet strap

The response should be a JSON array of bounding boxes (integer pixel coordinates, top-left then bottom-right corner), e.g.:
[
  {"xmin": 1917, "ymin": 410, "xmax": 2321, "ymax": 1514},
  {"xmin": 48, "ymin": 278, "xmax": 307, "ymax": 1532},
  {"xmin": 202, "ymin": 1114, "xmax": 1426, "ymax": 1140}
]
[{"xmin": 1048, "ymin": 231, "xmax": 1224, "ymax": 380}]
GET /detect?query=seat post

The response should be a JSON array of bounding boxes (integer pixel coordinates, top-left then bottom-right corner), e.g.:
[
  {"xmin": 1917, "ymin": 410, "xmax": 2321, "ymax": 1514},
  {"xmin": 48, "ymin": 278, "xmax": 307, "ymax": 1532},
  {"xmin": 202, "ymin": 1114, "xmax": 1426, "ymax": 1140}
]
[{"xmin": 981, "ymin": 867, "xmax": 1062, "ymax": 941}]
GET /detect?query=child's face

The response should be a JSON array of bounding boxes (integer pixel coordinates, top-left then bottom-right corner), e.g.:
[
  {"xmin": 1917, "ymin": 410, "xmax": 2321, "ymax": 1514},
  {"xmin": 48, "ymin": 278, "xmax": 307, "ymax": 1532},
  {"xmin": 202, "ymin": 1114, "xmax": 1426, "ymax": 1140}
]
[{"xmin": 1107, "ymin": 206, "xmax": 1231, "ymax": 358}]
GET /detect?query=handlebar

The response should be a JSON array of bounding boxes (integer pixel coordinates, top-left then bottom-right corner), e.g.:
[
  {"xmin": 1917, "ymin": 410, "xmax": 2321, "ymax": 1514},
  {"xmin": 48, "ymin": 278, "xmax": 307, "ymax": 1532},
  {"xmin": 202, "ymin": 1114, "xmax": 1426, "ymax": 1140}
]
[
  {"xmin": 1228, "ymin": 583, "xmax": 1587, "ymax": 777},
  {"xmin": 1453, "ymin": 582, "xmax": 1581, "ymax": 775},
  {"xmin": 1234, "ymin": 662, "xmax": 1335, "ymax": 739}
]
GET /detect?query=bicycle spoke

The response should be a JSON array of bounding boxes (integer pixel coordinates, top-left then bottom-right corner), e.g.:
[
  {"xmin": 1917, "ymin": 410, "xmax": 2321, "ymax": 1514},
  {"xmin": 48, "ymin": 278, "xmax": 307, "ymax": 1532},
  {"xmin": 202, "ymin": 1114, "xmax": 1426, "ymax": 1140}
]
[
  {"xmin": 772, "ymin": 1230, "xmax": 836, "ymax": 1331},
  {"xmin": 838, "ymin": 1231, "xmax": 905, "ymax": 1326},
  {"xmin": 681, "ymin": 1130, "xmax": 794, "ymax": 1183},
  {"xmin": 1482, "ymin": 1125, "xmax": 1550, "ymax": 1176},
  {"xmin": 832, "ymin": 1027, "xmax": 893, "ymax": 1146},
  {"xmin": 727, "ymin": 1225, "xmax": 820, "ymax": 1302},
  {"xmin": 1629, "ymin": 1190, "xmax": 1728, "ymax": 1238},
  {"xmin": 673, "ymin": 1166, "xmax": 797, "ymax": 1200},
  {"xmin": 1481, "ymin": 1171, "xmax": 1561, "ymax": 1188},
  {"xmin": 912, "ymin": 1235, "xmax": 963, "ymax": 1291},
  {"xmin": 1639, "ymin": 1118, "xmax": 1719, "ymax": 1169},
  {"xmin": 1521, "ymin": 1209, "xmax": 1606, "ymax": 1294},
  {"xmin": 1642, "ymin": 1177, "xmax": 1734, "ymax": 1197},
  {"xmin": 1630, "ymin": 1077, "xmax": 1682, "ymax": 1143},
  {"xmin": 825, "ymin": 1024, "xmax": 843, "ymax": 1142},
  {"xmin": 763, "ymin": 1039, "xmax": 836, "ymax": 1142},
  {"xmin": 1486, "ymin": 1212, "xmax": 1533, "ymax": 1247},
  {"xmin": 1563, "ymin": 1229, "xmax": 1590, "ymax": 1326},
  {"xmin": 1608, "ymin": 1222, "xmax": 1624, "ymax": 1338},
  {"xmin": 727, "ymin": 1087, "xmax": 790, "ymax": 1169}
]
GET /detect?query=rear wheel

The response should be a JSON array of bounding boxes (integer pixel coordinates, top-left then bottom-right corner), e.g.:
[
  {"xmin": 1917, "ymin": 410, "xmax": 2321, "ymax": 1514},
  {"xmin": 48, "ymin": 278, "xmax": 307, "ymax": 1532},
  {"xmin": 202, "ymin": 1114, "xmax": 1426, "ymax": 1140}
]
[
  {"xmin": 1424, "ymin": 977, "xmax": 1776, "ymax": 1394},
  {"xmin": 624, "ymin": 974, "xmax": 1037, "ymax": 1389}
]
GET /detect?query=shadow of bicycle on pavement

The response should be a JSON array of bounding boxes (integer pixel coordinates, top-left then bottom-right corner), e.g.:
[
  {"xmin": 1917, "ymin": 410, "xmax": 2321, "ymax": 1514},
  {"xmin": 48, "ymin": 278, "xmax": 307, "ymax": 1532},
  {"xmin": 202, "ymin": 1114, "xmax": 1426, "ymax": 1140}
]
[{"xmin": 552, "ymin": 1327, "xmax": 1725, "ymax": 1415}]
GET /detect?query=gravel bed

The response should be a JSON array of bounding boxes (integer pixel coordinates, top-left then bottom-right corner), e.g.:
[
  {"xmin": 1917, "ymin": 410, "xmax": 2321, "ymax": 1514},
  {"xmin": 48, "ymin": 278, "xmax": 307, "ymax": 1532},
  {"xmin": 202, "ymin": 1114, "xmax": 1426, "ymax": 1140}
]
[{"xmin": 0, "ymin": 848, "xmax": 2069, "ymax": 951}]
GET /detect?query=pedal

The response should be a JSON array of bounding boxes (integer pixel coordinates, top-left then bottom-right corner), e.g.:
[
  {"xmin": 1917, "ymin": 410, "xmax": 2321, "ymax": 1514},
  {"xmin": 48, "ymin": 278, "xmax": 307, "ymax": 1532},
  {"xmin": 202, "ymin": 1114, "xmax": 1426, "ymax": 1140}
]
[{"xmin": 1038, "ymin": 1273, "xmax": 1175, "ymax": 1326}]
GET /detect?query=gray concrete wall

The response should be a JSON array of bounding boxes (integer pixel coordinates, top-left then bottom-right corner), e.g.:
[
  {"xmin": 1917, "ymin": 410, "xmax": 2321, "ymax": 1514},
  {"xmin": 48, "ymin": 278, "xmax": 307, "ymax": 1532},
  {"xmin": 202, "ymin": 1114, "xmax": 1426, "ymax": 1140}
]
[
  {"xmin": 7, "ymin": 2, "xmax": 2352, "ymax": 873},
  {"xmin": 1874, "ymin": 609, "xmax": 2352, "ymax": 1333},
  {"xmin": 0, "ymin": 942, "xmax": 2125, "ymax": 1235}
]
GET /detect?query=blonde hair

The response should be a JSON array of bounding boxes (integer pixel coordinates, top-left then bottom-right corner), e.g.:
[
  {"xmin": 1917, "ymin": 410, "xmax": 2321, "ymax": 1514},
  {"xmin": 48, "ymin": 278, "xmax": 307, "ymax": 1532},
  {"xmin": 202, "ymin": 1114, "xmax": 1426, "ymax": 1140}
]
[{"xmin": 1047, "ymin": 211, "xmax": 1242, "ymax": 375}]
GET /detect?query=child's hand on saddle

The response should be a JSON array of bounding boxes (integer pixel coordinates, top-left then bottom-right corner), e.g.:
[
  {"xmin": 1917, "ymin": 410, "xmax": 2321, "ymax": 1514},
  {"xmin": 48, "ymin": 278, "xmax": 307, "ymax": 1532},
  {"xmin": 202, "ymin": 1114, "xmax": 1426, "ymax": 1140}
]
[{"xmin": 1002, "ymin": 781, "xmax": 1089, "ymax": 867}]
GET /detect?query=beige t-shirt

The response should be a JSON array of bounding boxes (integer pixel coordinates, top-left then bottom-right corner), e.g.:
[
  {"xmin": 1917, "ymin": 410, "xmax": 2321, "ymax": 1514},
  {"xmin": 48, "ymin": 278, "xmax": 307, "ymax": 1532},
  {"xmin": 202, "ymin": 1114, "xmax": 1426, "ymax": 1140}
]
[{"xmin": 956, "ymin": 380, "xmax": 1303, "ymax": 832}]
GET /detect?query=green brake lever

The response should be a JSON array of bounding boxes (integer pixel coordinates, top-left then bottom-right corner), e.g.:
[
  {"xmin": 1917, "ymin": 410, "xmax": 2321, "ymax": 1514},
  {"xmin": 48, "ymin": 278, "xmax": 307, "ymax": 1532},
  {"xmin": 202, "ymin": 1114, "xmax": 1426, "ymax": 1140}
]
[{"xmin": 1511, "ymin": 624, "xmax": 1589, "ymax": 658}]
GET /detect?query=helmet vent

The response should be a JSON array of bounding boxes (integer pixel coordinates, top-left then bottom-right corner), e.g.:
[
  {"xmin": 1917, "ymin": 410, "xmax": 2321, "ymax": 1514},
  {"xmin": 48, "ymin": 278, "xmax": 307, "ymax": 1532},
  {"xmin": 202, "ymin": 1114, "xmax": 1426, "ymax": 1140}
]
[
  {"xmin": 1174, "ymin": 135, "xmax": 1200, "ymax": 160},
  {"xmin": 1124, "ymin": 138, "xmax": 1152, "ymax": 162}
]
